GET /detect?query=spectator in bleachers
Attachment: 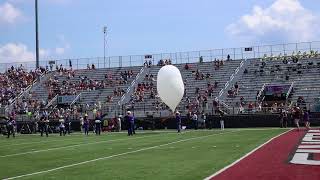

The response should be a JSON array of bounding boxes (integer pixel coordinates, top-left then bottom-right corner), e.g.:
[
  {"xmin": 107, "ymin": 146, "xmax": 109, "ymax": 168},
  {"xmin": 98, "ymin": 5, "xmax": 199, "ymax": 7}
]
[
  {"xmin": 69, "ymin": 59, "xmax": 72, "ymax": 69},
  {"xmin": 144, "ymin": 60, "xmax": 148, "ymax": 67},
  {"xmin": 199, "ymin": 56, "xmax": 203, "ymax": 63},
  {"xmin": 184, "ymin": 63, "xmax": 190, "ymax": 70},
  {"xmin": 0, "ymin": 66, "xmax": 44, "ymax": 106},
  {"xmin": 234, "ymin": 82, "xmax": 239, "ymax": 95},
  {"xmin": 227, "ymin": 54, "xmax": 230, "ymax": 61},
  {"xmin": 158, "ymin": 59, "xmax": 164, "ymax": 66}
]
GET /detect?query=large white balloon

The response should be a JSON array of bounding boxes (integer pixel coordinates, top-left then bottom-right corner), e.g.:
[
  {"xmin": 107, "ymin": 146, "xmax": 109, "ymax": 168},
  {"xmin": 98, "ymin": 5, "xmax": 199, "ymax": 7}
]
[{"xmin": 157, "ymin": 65, "xmax": 184, "ymax": 112}]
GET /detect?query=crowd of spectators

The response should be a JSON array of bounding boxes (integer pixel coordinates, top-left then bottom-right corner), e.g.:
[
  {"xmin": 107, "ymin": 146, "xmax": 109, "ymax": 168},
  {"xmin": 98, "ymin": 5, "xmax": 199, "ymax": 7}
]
[
  {"xmin": 0, "ymin": 65, "xmax": 45, "ymax": 107},
  {"xmin": 45, "ymin": 66, "xmax": 134, "ymax": 101},
  {"xmin": 157, "ymin": 59, "xmax": 172, "ymax": 66}
]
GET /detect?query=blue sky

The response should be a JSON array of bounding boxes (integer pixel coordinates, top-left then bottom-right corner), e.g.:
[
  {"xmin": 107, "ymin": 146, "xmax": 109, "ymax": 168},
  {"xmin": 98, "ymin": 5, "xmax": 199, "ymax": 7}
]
[{"xmin": 0, "ymin": 0, "xmax": 319, "ymax": 63}]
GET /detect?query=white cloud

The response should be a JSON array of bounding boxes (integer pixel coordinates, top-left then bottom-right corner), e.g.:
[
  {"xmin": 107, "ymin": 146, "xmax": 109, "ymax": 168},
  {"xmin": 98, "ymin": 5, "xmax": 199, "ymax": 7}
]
[
  {"xmin": 55, "ymin": 47, "xmax": 65, "ymax": 55},
  {"xmin": 0, "ymin": 2, "xmax": 22, "ymax": 25},
  {"xmin": 226, "ymin": 0, "xmax": 320, "ymax": 43},
  {"xmin": 39, "ymin": 48, "xmax": 51, "ymax": 57},
  {"xmin": 0, "ymin": 43, "xmax": 34, "ymax": 63},
  {"xmin": 0, "ymin": 42, "xmax": 70, "ymax": 63}
]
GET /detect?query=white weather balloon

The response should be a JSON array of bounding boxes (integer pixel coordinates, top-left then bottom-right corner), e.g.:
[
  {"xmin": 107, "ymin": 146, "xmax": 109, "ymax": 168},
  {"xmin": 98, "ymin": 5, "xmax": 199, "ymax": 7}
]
[{"xmin": 157, "ymin": 65, "xmax": 185, "ymax": 112}]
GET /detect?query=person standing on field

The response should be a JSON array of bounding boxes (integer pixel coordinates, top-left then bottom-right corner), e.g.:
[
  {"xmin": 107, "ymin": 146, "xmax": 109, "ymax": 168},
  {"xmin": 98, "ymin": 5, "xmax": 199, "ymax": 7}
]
[
  {"xmin": 6, "ymin": 117, "xmax": 16, "ymax": 138},
  {"xmin": 219, "ymin": 110, "xmax": 225, "ymax": 130},
  {"xmin": 293, "ymin": 107, "xmax": 301, "ymax": 131},
  {"xmin": 125, "ymin": 111, "xmax": 134, "ymax": 136},
  {"xmin": 303, "ymin": 110, "xmax": 310, "ymax": 129},
  {"xmin": 192, "ymin": 113, "xmax": 198, "ymax": 130},
  {"xmin": 117, "ymin": 116, "xmax": 122, "ymax": 132},
  {"xmin": 83, "ymin": 115, "xmax": 89, "ymax": 136},
  {"xmin": 176, "ymin": 111, "xmax": 181, "ymax": 133}
]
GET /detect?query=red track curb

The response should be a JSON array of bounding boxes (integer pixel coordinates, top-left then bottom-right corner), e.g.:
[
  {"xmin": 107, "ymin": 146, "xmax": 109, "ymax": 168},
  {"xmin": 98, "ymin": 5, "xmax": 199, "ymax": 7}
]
[{"xmin": 209, "ymin": 129, "xmax": 320, "ymax": 180}]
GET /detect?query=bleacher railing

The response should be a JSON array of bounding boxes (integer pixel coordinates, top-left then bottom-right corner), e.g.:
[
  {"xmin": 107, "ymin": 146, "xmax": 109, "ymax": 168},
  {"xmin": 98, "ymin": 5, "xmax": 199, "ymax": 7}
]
[{"xmin": 1, "ymin": 41, "xmax": 320, "ymax": 72}]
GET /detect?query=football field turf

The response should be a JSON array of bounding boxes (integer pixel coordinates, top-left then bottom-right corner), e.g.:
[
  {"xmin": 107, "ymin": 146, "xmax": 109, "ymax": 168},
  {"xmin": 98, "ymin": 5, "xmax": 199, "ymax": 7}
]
[{"xmin": 0, "ymin": 128, "xmax": 287, "ymax": 180}]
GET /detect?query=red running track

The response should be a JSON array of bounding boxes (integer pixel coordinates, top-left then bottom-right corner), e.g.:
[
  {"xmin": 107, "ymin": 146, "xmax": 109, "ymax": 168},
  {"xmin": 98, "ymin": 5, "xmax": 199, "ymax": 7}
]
[{"xmin": 210, "ymin": 129, "xmax": 320, "ymax": 180}]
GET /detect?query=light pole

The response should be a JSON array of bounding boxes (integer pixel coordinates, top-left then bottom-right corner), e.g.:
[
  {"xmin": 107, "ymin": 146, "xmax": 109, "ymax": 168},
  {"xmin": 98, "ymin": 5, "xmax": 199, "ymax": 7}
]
[
  {"xmin": 35, "ymin": 0, "xmax": 39, "ymax": 68},
  {"xmin": 103, "ymin": 26, "xmax": 107, "ymax": 65}
]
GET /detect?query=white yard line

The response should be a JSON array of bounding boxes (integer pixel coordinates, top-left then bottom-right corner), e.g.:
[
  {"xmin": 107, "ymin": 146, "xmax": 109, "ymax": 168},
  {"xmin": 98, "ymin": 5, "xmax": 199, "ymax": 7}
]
[
  {"xmin": 203, "ymin": 129, "xmax": 292, "ymax": 180},
  {"xmin": 0, "ymin": 130, "xmax": 220, "ymax": 158},
  {"xmin": 0, "ymin": 131, "xmax": 179, "ymax": 147},
  {"xmin": 1, "ymin": 135, "xmax": 117, "ymax": 147},
  {"xmin": 0, "ymin": 133, "xmax": 174, "ymax": 158},
  {"xmin": 0, "ymin": 128, "xmax": 283, "ymax": 148},
  {"xmin": 3, "ymin": 131, "xmax": 236, "ymax": 180}
]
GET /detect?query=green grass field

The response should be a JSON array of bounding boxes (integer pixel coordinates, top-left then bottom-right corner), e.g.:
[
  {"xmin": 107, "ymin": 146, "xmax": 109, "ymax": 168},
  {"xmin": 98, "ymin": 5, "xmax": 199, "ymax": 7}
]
[{"xmin": 0, "ymin": 128, "xmax": 287, "ymax": 180}]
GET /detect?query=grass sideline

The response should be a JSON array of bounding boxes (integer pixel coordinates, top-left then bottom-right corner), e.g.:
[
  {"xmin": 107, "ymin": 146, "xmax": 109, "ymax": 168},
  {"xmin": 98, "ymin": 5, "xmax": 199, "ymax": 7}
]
[{"xmin": 0, "ymin": 128, "xmax": 287, "ymax": 180}]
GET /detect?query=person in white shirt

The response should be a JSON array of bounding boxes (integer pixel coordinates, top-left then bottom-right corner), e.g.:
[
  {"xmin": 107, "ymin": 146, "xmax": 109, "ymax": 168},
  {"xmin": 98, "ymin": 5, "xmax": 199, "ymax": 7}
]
[
  {"xmin": 117, "ymin": 116, "xmax": 122, "ymax": 132},
  {"xmin": 219, "ymin": 110, "xmax": 225, "ymax": 130},
  {"xmin": 192, "ymin": 113, "xmax": 198, "ymax": 130}
]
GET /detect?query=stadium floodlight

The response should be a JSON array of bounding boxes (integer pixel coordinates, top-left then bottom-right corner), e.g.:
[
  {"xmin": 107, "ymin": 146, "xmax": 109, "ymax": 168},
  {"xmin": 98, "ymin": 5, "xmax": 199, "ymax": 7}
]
[
  {"xmin": 103, "ymin": 26, "xmax": 107, "ymax": 64},
  {"xmin": 35, "ymin": 0, "xmax": 39, "ymax": 68}
]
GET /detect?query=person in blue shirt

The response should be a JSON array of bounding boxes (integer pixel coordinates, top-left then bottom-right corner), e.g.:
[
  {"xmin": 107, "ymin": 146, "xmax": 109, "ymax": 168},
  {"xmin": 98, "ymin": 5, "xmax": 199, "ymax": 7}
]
[
  {"xmin": 125, "ymin": 111, "xmax": 134, "ymax": 136},
  {"xmin": 176, "ymin": 111, "xmax": 181, "ymax": 133},
  {"xmin": 64, "ymin": 115, "xmax": 71, "ymax": 135},
  {"xmin": 83, "ymin": 115, "xmax": 89, "ymax": 136},
  {"xmin": 303, "ymin": 110, "xmax": 310, "ymax": 129},
  {"xmin": 59, "ymin": 121, "xmax": 66, "ymax": 136}
]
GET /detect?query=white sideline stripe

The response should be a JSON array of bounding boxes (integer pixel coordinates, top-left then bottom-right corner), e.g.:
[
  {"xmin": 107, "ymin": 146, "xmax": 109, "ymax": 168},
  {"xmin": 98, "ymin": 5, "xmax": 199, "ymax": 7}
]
[
  {"xmin": 1, "ymin": 129, "xmax": 277, "ymax": 147},
  {"xmin": 3, "ymin": 131, "xmax": 236, "ymax": 180},
  {"xmin": 1, "ymin": 134, "xmax": 119, "ymax": 147},
  {"xmin": 0, "ymin": 133, "xmax": 172, "ymax": 158},
  {"xmin": 0, "ymin": 130, "xmax": 211, "ymax": 158},
  {"xmin": 203, "ymin": 129, "xmax": 292, "ymax": 180},
  {"xmin": 1, "ymin": 131, "xmax": 179, "ymax": 147}
]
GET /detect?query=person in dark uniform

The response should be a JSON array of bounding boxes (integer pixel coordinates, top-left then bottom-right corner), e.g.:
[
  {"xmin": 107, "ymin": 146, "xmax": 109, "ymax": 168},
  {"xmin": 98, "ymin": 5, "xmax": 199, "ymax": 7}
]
[
  {"xmin": 59, "ymin": 120, "xmax": 66, "ymax": 136},
  {"xmin": 176, "ymin": 111, "xmax": 181, "ymax": 133},
  {"xmin": 83, "ymin": 115, "xmax": 89, "ymax": 136},
  {"xmin": 280, "ymin": 109, "xmax": 288, "ymax": 128},
  {"xmin": 293, "ymin": 107, "xmax": 301, "ymax": 131},
  {"xmin": 219, "ymin": 110, "xmax": 225, "ymax": 130},
  {"xmin": 6, "ymin": 117, "xmax": 16, "ymax": 138},
  {"xmin": 125, "ymin": 111, "xmax": 134, "ymax": 136},
  {"xmin": 132, "ymin": 114, "xmax": 136, "ymax": 134},
  {"xmin": 39, "ymin": 117, "xmax": 49, "ymax": 137},
  {"xmin": 64, "ymin": 115, "xmax": 71, "ymax": 135}
]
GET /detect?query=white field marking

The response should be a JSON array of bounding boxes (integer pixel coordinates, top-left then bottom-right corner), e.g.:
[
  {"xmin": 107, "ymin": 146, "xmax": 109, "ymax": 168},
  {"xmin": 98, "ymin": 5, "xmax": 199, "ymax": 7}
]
[
  {"xmin": 302, "ymin": 142, "xmax": 320, "ymax": 144},
  {"xmin": 0, "ymin": 128, "xmax": 277, "ymax": 148},
  {"xmin": 198, "ymin": 128, "xmax": 290, "ymax": 131},
  {"xmin": 298, "ymin": 145, "xmax": 320, "ymax": 148},
  {"xmin": 21, "ymin": 130, "xmax": 181, "ymax": 136},
  {"xmin": 0, "ymin": 130, "xmax": 230, "ymax": 158},
  {"xmin": 3, "ymin": 131, "xmax": 236, "ymax": 180},
  {"xmin": 203, "ymin": 129, "xmax": 292, "ymax": 180},
  {"xmin": 296, "ymin": 149, "xmax": 320, "ymax": 153},
  {"xmin": 0, "ymin": 131, "xmax": 179, "ymax": 147},
  {"xmin": 0, "ymin": 133, "xmax": 176, "ymax": 158},
  {"xmin": 0, "ymin": 134, "xmax": 119, "ymax": 147}
]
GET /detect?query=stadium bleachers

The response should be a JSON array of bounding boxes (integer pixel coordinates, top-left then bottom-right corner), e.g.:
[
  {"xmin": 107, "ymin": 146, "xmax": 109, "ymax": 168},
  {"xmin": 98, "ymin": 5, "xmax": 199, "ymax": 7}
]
[
  {"xmin": 2, "ymin": 47, "xmax": 320, "ymax": 119},
  {"xmin": 121, "ymin": 60, "xmax": 242, "ymax": 117}
]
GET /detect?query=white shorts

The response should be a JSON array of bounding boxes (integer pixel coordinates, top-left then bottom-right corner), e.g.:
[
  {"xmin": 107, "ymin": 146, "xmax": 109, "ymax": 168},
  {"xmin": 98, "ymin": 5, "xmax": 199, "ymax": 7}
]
[{"xmin": 294, "ymin": 119, "xmax": 299, "ymax": 124}]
